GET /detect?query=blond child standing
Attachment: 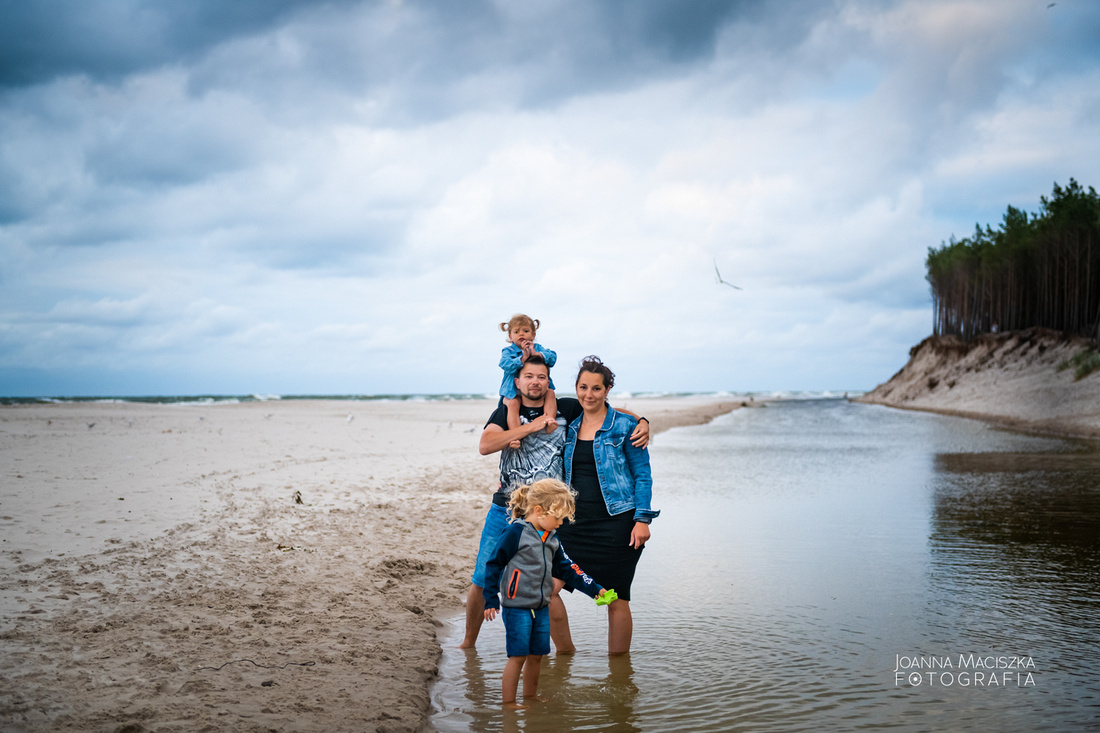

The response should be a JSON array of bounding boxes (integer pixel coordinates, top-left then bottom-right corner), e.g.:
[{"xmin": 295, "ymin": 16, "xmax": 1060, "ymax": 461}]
[
  {"xmin": 498, "ymin": 314, "xmax": 557, "ymax": 433},
  {"xmin": 482, "ymin": 478, "xmax": 611, "ymax": 705}
]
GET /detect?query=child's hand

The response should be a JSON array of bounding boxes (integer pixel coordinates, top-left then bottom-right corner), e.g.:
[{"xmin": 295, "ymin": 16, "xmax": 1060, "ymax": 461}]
[{"xmin": 484, "ymin": 608, "xmax": 498, "ymax": 622}]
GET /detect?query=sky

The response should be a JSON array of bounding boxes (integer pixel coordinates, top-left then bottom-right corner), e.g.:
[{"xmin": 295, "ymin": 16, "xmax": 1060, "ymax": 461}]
[{"xmin": 1, "ymin": 0, "xmax": 1099, "ymax": 397}]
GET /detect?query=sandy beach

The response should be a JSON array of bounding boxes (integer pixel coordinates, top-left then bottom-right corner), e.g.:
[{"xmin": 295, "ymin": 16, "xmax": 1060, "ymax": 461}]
[
  {"xmin": 0, "ymin": 395, "xmax": 740, "ymax": 733},
  {"xmin": 855, "ymin": 328, "xmax": 1100, "ymax": 439}
]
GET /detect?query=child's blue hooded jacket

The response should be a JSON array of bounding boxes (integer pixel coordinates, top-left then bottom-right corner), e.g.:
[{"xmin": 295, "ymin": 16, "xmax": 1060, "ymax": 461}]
[{"xmin": 483, "ymin": 520, "xmax": 603, "ymax": 610}]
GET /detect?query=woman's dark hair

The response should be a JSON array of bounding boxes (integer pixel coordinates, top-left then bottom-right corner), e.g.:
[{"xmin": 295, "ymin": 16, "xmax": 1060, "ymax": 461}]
[{"xmin": 576, "ymin": 355, "xmax": 615, "ymax": 390}]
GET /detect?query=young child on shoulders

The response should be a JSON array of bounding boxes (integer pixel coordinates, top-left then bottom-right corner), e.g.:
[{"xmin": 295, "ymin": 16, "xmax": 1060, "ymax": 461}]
[
  {"xmin": 498, "ymin": 314, "xmax": 557, "ymax": 433},
  {"xmin": 482, "ymin": 478, "xmax": 609, "ymax": 706}
]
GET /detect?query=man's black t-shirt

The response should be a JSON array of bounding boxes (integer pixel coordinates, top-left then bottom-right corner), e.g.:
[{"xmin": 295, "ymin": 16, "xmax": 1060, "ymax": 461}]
[
  {"xmin": 485, "ymin": 396, "xmax": 582, "ymax": 430},
  {"xmin": 486, "ymin": 397, "xmax": 583, "ymax": 506}
]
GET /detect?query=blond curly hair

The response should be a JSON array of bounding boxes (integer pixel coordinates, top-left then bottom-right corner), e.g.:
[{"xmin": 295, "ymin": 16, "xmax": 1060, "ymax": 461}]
[{"xmin": 507, "ymin": 478, "xmax": 577, "ymax": 522}]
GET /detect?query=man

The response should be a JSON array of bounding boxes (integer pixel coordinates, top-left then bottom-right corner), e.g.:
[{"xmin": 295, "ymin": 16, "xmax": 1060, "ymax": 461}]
[{"xmin": 460, "ymin": 354, "xmax": 648, "ymax": 650}]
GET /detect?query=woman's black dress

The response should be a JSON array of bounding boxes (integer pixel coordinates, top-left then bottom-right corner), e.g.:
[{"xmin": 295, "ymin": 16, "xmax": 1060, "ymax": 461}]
[{"xmin": 556, "ymin": 439, "xmax": 644, "ymax": 600}]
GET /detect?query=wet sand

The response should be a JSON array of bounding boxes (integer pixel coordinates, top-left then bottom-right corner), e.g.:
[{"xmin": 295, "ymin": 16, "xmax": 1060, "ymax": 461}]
[{"xmin": 0, "ymin": 396, "xmax": 739, "ymax": 732}]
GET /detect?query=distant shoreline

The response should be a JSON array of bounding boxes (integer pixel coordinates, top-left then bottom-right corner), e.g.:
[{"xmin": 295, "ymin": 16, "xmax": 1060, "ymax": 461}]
[
  {"xmin": 0, "ymin": 392, "xmax": 496, "ymax": 406},
  {"xmin": 855, "ymin": 327, "xmax": 1100, "ymax": 440},
  {"xmin": 0, "ymin": 390, "xmax": 850, "ymax": 407}
]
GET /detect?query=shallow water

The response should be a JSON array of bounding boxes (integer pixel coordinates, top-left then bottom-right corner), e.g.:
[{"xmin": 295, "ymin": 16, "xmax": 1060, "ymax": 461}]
[{"xmin": 431, "ymin": 400, "xmax": 1100, "ymax": 732}]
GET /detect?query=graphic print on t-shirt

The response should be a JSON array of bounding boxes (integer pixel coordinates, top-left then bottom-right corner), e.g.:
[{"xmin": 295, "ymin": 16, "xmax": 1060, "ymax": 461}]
[{"xmin": 498, "ymin": 407, "xmax": 567, "ymax": 493}]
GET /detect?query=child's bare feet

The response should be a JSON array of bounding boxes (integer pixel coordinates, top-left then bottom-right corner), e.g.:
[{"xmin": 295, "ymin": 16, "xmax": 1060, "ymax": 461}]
[
  {"xmin": 509, "ymin": 439, "xmax": 521, "ymax": 449},
  {"xmin": 502, "ymin": 701, "xmax": 529, "ymax": 710}
]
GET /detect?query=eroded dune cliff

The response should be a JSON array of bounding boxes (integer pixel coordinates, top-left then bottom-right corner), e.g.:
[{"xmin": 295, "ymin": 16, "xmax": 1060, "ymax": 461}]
[{"xmin": 856, "ymin": 328, "xmax": 1100, "ymax": 438}]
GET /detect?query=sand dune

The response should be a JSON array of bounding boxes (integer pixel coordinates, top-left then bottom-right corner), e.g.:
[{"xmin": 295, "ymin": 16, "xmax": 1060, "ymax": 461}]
[{"xmin": 855, "ymin": 328, "xmax": 1100, "ymax": 439}]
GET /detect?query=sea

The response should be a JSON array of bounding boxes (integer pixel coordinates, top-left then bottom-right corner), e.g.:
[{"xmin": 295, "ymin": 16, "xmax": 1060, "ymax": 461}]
[
  {"xmin": 430, "ymin": 398, "xmax": 1100, "ymax": 732},
  {"xmin": 0, "ymin": 392, "xmax": 496, "ymax": 406}
]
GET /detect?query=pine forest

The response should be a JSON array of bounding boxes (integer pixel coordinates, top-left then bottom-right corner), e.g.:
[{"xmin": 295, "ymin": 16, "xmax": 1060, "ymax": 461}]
[{"xmin": 926, "ymin": 179, "xmax": 1100, "ymax": 341}]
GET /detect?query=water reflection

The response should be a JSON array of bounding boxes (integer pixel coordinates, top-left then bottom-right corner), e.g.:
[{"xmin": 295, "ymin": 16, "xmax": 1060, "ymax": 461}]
[
  {"xmin": 432, "ymin": 401, "xmax": 1100, "ymax": 732},
  {"xmin": 433, "ymin": 639, "xmax": 641, "ymax": 733},
  {"xmin": 933, "ymin": 449, "xmax": 1100, "ymax": 553},
  {"xmin": 929, "ymin": 447, "xmax": 1100, "ymax": 681}
]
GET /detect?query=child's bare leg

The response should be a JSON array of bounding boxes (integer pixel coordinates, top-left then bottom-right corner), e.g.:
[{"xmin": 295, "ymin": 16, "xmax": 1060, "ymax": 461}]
[
  {"xmin": 522, "ymin": 654, "xmax": 544, "ymax": 700},
  {"xmin": 543, "ymin": 390, "xmax": 557, "ymax": 433},
  {"xmin": 504, "ymin": 396, "xmax": 520, "ymax": 431},
  {"xmin": 502, "ymin": 656, "xmax": 527, "ymax": 704}
]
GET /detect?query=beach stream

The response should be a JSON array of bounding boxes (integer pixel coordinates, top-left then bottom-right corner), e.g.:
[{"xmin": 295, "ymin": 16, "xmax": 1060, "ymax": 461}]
[{"xmin": 430, "ymin": 399, "xmax": 1100, "ymax": 732}]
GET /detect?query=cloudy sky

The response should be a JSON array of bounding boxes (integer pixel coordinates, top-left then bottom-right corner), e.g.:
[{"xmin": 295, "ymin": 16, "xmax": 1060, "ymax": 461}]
[{"xmin": 2, "ymin": 0, "xmax": 1098, "ymax": 397}]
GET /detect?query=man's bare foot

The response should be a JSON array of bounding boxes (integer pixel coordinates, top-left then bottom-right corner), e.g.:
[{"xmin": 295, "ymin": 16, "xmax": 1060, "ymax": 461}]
[
  {"xmin": 554, "ymin": 644, "xmax": 576, "ymax": 655},
  {"xmin": 458, "ymin": 640, "xmax": 476, "ymax": 649}
]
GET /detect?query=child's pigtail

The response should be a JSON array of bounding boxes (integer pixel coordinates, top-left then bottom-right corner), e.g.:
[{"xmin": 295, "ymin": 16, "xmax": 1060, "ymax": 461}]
[
  {"xmin": 531, "ymin": 319, "xmax": 540, "ymax": 333},
  {"xmin": 499, "ymin": 322, "xmax": 509, "ymax": 334}
]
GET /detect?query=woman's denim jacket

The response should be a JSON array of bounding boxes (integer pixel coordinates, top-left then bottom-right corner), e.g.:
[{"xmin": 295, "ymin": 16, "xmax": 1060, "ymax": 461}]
[{"xmin": 563, "ymin": 407, "xmax": 659, "ymax": 523}]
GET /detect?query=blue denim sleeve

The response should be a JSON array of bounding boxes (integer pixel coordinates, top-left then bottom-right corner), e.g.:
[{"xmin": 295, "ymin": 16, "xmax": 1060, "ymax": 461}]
[
  {"xmin": 498, "ymin": 345, "xmax": 523, "ymax": 373},
  {"xmin": 622, "ymin": 418, "xmax": 659, "ymax": 523}
]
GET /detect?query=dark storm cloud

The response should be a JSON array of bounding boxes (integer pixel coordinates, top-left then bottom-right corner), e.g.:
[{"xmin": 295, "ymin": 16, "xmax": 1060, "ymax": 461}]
[
  {"xmin": 0, "ymin": 0, "xmax": 777, "ymax": 92},
  {"xmin": 571, "ymin": 0, "xmax": 763, "ymax": 67},
  {"xmin": 0, "ymin": 0, "xmax": 813, "ymax": 210},
  {"xmin": 2, "ymin": 0, "xmax": 813, "ymax": 121},
  {"xmin": 0, "ymin": 0, "xmax": 357, "ymax": 88}
]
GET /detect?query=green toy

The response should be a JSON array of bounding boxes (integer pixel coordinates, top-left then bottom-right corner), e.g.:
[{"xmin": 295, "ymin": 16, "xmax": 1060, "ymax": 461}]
[{"xmin": 595, "ymin": 589, "xmax": 618, "ymax": 606}]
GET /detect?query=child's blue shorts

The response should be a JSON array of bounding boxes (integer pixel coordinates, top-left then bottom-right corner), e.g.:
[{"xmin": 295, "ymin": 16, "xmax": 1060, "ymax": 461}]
[{"xmin": 502, "ymin": 605, "xmax": 550, "ymax": 657}]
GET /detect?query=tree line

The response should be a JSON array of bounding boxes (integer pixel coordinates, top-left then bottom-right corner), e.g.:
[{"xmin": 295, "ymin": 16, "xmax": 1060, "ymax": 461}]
[{"xmin": 926, "ymin": 179, "xmax": 1100, "ymax": 341}]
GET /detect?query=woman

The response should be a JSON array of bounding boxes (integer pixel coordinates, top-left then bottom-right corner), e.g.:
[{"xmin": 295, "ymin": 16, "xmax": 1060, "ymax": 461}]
[{"xmin": 555, "ymin": 355, "xmax": 658, "ymax": 655}]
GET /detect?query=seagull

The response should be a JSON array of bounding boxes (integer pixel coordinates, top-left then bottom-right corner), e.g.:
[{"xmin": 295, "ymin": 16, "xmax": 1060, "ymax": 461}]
[
  {"xmin": 1047, "ymin": 2, "xmax": 1056, "ymax": 7},
  {"xmin": 713, "ymin": 259, "xmax": 742, "ymax": 290}
]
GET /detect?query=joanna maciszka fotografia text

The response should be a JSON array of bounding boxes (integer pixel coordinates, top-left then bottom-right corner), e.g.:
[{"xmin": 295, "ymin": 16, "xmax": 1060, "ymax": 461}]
[{"xmin": 893, "ymin": 654, "xmax": 1037, "ymax": 688}]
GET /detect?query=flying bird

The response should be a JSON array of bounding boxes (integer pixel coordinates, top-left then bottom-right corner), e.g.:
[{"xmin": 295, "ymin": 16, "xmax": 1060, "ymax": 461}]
[
  {"xmin": 1047, "ymin": 2, "xmax": 1056, "ymax": 7},
  {"xmin": 713, "ymin": 259, "xmax": 742, "ymax": 290}
]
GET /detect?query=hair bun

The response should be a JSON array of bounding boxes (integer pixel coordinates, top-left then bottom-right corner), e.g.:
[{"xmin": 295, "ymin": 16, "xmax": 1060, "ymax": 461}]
[{"xmin": 576, "ymin": 355, "xmax": 615, "ymax": 390}]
